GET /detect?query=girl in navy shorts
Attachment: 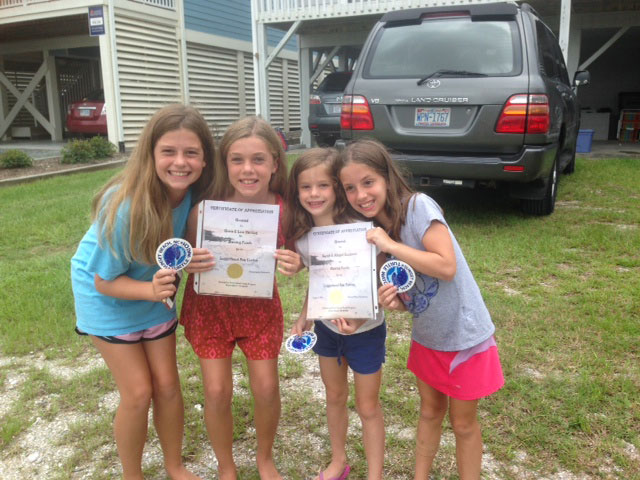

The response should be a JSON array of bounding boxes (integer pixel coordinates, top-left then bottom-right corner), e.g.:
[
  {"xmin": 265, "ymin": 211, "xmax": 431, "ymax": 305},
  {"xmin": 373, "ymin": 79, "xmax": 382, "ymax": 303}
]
[
  {"xmin": 71, "ymin": 104, "xmax": 215, "ymax": 480},
  {"xmin": 285, "ymin": 148, "xmax": 386, "ymax": 480},
  {"xmin": 339, "ymin": 139, "xmax": 504, "ymax": 480}
]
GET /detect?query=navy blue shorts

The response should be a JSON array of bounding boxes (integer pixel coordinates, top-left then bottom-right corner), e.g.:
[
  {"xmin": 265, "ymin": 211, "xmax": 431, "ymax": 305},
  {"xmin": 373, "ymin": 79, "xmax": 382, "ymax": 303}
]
[{"xmin": 312, "ymin": 321, "xmax": 386, "ymax": 375}]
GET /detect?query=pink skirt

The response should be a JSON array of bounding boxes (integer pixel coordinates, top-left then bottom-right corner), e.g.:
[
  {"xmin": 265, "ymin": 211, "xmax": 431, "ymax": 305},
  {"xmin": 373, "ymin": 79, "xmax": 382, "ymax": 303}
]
[{"xmin": 407, "ymin": 336, "xmax": 504, "ymax": 401}]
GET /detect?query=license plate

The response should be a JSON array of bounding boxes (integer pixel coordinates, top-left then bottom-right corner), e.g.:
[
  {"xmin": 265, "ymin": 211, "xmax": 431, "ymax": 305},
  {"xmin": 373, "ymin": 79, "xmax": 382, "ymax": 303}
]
[
  {"xmin": 332, "ymin": 105, "xmax": 342, "ymax": 114},
  {"xmin": 79, "ymin": 109, "xmax": 92, "ymax": 117},
  {"xmin": 415, "ymin": 107, "xmax": 451, "ymax": 127}
]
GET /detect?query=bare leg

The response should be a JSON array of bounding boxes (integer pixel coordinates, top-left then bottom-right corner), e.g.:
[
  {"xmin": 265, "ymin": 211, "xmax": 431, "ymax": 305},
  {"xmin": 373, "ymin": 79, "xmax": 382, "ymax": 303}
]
[
  {"xmin": 143, "ymin": 333, "xmax": 201, "ymax": 479},
  {"xmin": 200, "ymin": 357, "xmax": 237, "ymax": 480},
  {"xmin": 315, "ymin": 356, "xmax": 349, "ymax": 480},
  {"xmin": 91, "ymin": 337, "xmax": 151, "ymax": 480},
  {"xmin": 353, "ymin": 368, "xmax": 384, "ymax": 480},
  {"xmin": 247, "ymin": 358, "xmax": 282, "ymax": 480},
  {"xmin": 449, "ymin": 398, "xmax": 482, "ymax": 480},
  {"xmin": 414, "ymin": 379, "xmax": 447, "ymax": 480}
]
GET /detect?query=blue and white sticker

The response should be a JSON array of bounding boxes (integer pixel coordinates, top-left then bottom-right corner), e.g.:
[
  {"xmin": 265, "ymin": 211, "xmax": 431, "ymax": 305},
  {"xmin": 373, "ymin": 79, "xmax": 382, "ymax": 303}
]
[
  {"xmin": 285, "ymin": 331, "xmax": 317, "ymax": 354},
  {"xmin": 156, "ymin": 238, "xmax": 193, "ymax": 271},
  {"xmin": 380, "ymin": 260, "xmax": 416, "ymax": 293}
]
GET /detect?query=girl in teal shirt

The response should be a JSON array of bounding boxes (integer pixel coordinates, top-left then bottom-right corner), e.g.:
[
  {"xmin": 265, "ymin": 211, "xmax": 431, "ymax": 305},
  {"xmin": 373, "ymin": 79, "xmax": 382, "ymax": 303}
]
[{"xmin": 71, "ymin": 104, "xmax": 215, "ymax": 480}]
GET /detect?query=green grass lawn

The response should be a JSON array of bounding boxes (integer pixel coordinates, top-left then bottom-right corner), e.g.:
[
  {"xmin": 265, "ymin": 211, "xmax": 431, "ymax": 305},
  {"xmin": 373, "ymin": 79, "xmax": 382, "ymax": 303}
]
[{"xmin": 0, "ymin": 156, "xmax": 638, "ymax": 479}]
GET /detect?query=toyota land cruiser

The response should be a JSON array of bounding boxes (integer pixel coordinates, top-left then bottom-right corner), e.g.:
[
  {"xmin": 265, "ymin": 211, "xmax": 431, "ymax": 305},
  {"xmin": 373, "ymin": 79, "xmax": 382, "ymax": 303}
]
[{"xmin": 338, "ymin": 2, "xmax": 590, "ymax": 215}]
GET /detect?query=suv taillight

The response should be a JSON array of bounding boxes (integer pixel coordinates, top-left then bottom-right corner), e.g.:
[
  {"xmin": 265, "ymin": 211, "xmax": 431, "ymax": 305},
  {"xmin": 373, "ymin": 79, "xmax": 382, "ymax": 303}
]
[
  {"xmin": 340, "ymin": 95, "xmax": 374, "ymax": 130},
  {"xmin": 496, "ymin": 94, "xmax": 549, "ymax": 134},
  {"xmin": 310, "ymin": 94, "xmax": 321, "ymax": 105}
]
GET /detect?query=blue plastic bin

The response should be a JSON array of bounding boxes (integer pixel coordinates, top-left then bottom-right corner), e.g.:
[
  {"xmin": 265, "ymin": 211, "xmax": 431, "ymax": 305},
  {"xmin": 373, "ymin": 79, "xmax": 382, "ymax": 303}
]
[{"xmin": 576, "ymin": 129, "xmax": 594, "ymax": 153}]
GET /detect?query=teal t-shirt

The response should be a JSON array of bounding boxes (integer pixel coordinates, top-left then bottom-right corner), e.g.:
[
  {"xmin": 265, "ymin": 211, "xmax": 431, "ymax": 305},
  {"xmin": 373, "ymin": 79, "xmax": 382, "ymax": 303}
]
[{"xmin": 71, "ymin": 190, "xmax": 192, "ymax": 336}]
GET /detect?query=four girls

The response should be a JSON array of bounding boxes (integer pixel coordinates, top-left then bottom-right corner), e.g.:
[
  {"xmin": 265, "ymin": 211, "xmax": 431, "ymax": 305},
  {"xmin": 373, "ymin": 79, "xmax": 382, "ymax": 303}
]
[{"xmin": 72, "ymin": 101, "xmax": 502, "ymax": 479}]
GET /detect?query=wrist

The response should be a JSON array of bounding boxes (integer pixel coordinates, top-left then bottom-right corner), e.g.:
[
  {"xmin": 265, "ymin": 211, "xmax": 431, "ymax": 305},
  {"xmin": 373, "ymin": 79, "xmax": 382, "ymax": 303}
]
[
  {"xmin": 147, "ymin": 281, "xmax": 157, "ymax": 302},
  {"xmin": 386, "ymin": 239, "xmax": 399, "ymax": 257}
]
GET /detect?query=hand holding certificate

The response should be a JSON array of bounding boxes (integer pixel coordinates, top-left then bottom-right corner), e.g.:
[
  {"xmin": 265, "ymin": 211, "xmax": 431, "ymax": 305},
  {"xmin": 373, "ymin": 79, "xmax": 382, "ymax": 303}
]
[
  {"xmin": 307, "ymin": 222, "xmax": 378, "ymax": 320},
  {"xmin": 193, "ymin": 200, "xmax": 280, "ymax": 298}
]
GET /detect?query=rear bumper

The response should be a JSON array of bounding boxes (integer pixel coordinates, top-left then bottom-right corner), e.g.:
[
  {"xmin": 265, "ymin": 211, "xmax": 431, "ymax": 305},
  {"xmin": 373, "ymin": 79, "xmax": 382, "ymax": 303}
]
[
  {"xmin": 66, "ymin": 118, "xmax": 107, "ymax": 135},
  {"xmin": 308, "ymin": 116, "xmax": 341, "ymax": 136},
  {"xmin": 389, "ymin": 144, "xmax": 557, "ymax": 185}
]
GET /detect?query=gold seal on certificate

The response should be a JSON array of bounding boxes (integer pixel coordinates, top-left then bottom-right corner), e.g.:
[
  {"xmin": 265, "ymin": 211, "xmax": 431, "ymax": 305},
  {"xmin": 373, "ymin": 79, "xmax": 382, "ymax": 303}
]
[
  {"xmin": 306, "ymin": 222, "xmax": 378, "ymax": 320},
  {"xmin": 193, "ymin": 200, "xmax": 280, "ymax": 298},
  {"xmin": 227, "ymin": 263, "xmax": 243, "ymax": 279}
]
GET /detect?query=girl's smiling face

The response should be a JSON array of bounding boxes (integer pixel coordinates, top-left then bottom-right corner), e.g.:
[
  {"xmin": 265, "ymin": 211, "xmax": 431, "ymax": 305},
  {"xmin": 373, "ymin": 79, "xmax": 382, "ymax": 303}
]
[
  {"xmin": 154, "ymin": 128, "xmax": 205, "ymax": 206},
  {"xmin": 297, "ymin": 164, "xmax": 336, "ymax": 227},
  {"xmin": 226, "ymin": 135, "xmax": 277, "ymax": 203},
  {"xmin": 340, "ymin": 162, "xmax": 391, "ymax": 227}
]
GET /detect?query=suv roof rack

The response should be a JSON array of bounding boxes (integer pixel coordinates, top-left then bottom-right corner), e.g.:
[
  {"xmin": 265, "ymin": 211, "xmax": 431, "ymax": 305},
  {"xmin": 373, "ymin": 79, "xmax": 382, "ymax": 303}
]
[
  {"xmin": 520, "ymin": 2, "xmax": 542, "ymax": 19},
  {"xmin": 381, "ymin": 2, "xmax": 518, "ymax": 25}
]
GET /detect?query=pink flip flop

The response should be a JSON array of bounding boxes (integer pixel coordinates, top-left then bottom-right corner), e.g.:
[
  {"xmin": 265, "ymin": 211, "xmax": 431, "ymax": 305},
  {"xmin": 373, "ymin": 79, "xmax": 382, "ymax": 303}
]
[{"xmin": 318, "ymin": 464, "xmax": 350, "ymax": 480}]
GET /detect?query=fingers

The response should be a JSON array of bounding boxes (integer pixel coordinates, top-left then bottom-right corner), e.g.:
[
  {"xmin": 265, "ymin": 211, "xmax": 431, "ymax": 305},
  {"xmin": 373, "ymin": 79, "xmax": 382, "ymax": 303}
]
[
  {"xmin": 154, "ymin": 268, "xmax": 176, "ymax": 283},
  {"xmin": 185, "ymin": 248, "xmax": 215, "ymax": 273},
  {"xmin": 153, "ymin": 269, "xmax": 177, "ymax": 300},
  {"xmin": 291, "ymin": 320, "xmax": 312, "ymax": 337},
  {"xmin": 291, "ymin": 322, "xmax": 304, "ymax": 337},
  {"xmin": 378, "ymin": 284, "xmax": 400, "ymax": 309},
  {"xmin": 331, "ymin": 318, "xmax": 352, "ymax": 334},
  {"xmin": 367, "ymin": 227, "xmax": 394, "ymax": 253},
  {"xmin": 275, "ymin": 248, "xmax": 302, "ymax": 276}
]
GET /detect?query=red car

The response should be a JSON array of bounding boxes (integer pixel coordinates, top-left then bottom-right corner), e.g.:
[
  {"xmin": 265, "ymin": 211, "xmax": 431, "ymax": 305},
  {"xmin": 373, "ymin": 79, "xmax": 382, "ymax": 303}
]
[{"xmin": 66, "ymin": 89, "xmax": 107, "ymax": 135}]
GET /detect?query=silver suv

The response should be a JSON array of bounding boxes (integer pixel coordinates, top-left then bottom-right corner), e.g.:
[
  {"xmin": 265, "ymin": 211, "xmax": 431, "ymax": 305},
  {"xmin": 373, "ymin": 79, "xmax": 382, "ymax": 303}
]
[
  {"xmin": 309, "ymin": 72, "xmax": 352, "ymax": 146},
  {"xmin": 338, "ymin": 2, "xmax": 590, "ymax": 215}
]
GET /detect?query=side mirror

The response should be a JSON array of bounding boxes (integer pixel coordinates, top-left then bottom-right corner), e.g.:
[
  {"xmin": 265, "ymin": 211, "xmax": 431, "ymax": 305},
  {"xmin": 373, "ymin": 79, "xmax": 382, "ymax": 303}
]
[{"xmin": 573, "ymin": 70, "xmax": 590, "ymax": 87}]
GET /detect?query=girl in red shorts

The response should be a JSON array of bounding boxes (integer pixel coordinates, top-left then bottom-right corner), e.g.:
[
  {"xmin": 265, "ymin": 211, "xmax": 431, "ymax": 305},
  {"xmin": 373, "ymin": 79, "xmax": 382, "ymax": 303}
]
[{"xmin": 180, "ymin": 116, "xmax": 301, "ymax": 480}]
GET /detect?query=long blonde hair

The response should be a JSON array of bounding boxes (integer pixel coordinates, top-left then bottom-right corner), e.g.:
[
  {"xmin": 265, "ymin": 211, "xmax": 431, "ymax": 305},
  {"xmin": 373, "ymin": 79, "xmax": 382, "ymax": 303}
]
[
  {"xmin": 340, "ymin": 138, "xmax": 414, "ymax": 241},
  {"xmin": 91, "ymin": 104, "xmax": 216, "ymax": 264},
  {"xmin": 210, "ymin": 116, "xmax": 287, "ymax": 200},
  {"xmin": 285, "ymin": 148, "xmax": 357, "ymax": 243}
]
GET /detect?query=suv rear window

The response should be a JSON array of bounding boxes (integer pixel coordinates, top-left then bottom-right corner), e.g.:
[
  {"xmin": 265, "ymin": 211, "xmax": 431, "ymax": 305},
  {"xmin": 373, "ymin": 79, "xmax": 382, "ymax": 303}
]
[
  {"xmin": 317, "ymin": 73, "xmax": 352, "ymax": 92},
  {"xmin": 364, "ymin": 16, "xmax": 522, "ymax": 78}
]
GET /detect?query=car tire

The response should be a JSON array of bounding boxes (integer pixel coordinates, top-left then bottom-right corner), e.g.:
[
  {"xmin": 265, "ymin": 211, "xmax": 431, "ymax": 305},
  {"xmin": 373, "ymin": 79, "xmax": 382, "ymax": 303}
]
[
  {"xmin": 520, "ymin": 157, "xmax": 558, "ymax": 216},
  {"xmin": 563, "ymin": 148, "xmax": 576, "ymax": 174}
]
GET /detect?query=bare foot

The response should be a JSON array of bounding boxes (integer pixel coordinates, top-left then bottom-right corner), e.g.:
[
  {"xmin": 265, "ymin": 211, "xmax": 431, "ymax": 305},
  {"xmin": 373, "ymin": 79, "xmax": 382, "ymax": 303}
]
[
  {"xmin": 257, "ymin": 457, "xmax": 282, "ymax": 480},
  {"xmin": 166, "ymin": 464, "xmax": 203, "ymax": 480}
]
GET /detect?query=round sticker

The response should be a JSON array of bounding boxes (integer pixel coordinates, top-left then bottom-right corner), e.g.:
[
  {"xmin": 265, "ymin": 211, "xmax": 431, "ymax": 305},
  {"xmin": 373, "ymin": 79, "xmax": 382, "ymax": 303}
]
[
  {"xmin": 156, "ymin": 238, "xmax": 193, "ymax": 270},
  {"xmin": 285, "ymin": 331, "xmax": 317, "ymax": 354},
  {"xmin": 380, "ymin": 260, "xmax": 416, "ymax": 293}
]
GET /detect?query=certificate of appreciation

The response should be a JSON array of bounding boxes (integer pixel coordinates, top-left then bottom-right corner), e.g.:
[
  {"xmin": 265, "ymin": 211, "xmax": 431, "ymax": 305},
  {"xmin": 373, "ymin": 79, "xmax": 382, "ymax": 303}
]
[
  {"xmin": 307, "ymin": 222, "xmax": 378, "ymax": 320},
  {"xmin": 193, "ymin": 200, "xmax": 279, "ymax": 298}
]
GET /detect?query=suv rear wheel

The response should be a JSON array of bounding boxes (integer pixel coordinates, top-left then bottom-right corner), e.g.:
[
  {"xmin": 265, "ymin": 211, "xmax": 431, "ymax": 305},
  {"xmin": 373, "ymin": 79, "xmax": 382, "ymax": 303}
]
[
  {"xmin": 520, "ymin": 157, "xmax": 558, "ymax": 215},
  {"xmin": 563, "ymin": 148, "xmax": 576, "ymax": 174}
]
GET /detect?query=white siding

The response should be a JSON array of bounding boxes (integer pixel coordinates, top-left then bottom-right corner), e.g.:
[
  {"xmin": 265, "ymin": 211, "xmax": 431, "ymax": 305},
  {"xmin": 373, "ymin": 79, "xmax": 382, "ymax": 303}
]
[
  {"xmin": 243, "ymin": 52, "xmax": 256, "ymax": 116},
  {"xmin": 286, "ymin": 59, "xmax": 301, "ymax": 130},
  {"xmin": 114, "ymin": 13, "xmax": 182, "ymax": 146},
  {"xmin": 186, "ymin": 43, "xmax": 240, "ymax": 137},
  {"xmin": 268, "ymin": 57, "xmax": 285, "ymax": 130},
  {"xmin": 185, "ymin": 42, "xmax": 300, "ymax": 137}
]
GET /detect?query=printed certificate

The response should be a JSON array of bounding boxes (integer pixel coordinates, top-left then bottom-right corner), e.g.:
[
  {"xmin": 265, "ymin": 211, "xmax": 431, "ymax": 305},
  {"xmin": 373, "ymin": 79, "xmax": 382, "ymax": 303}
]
[
  {"xmin": 307, "ymin": 222, "xmax": 378, "ymax": 320},
  {"xmin": 193, "ymin": 200, "xmax": 279, "ymax": 298}
]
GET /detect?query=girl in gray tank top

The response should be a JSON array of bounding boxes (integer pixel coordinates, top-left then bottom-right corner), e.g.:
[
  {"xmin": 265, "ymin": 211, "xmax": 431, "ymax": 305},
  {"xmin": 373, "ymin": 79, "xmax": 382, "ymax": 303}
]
[{"xmin": 338, "ymin": 139, "xmax": 504, "ymax": 480}]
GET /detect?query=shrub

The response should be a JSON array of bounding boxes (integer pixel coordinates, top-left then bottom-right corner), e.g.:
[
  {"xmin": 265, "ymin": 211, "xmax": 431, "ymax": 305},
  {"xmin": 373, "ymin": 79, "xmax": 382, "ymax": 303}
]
[
  {"xmin": 89, "ymin": 136, "xmax": 117, "ymax": 159},
  {"xmin": 0, "ymin": 149, "xmax": 33, "ymax": 169},
  {"xmin": 61, "ymin": 139, "xmax": 94, "ymax": 164}
]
